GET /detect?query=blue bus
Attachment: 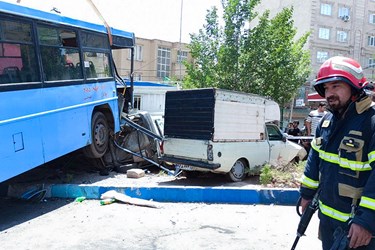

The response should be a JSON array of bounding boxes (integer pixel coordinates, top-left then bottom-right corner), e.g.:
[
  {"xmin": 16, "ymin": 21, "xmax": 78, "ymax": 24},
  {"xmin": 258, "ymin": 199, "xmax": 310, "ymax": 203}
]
[{"xmin": 0, "ymin": 2, "xmax": 135, "ymax": 182}]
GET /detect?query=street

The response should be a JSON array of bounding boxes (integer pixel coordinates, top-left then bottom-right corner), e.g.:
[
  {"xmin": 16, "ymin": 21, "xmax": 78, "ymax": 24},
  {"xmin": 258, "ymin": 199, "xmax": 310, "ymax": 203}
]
[{"xmin": 0, "ymin": 197, "xmax": 321, "ymax": 250}]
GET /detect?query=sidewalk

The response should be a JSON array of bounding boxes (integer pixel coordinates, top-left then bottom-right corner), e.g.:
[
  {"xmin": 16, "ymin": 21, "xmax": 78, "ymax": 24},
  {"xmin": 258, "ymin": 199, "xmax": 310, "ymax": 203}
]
[{"xmin": 7, "ymin": 170, "xmax": 300, "ymax": 205}]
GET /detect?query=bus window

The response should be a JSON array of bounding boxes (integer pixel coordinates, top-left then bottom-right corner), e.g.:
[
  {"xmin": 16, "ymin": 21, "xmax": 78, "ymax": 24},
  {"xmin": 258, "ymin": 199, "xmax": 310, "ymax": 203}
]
[
  {"xmin": 0, "ymin": 19, "xmax": 39, "ymax": 84},
  {"xmin": 81, "ymin": 31, "xmax": 109, "ymax": 49},
  {"xmin": 81, "ymin": 31, "xmax": 112, "ymax": 79},
  {"xmin": 37, "ymin": 25, "xmax": 82, "ymax": 81},
  {"xmin": 83, "ymin": 52, "xmax": 112, "ymax": 78}
]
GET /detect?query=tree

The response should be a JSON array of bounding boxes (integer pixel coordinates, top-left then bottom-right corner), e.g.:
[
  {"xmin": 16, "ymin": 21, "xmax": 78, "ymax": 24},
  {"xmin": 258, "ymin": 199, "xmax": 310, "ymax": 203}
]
[
  {"xmin": 183, "ymin": 6, "xmax": 222, "ymax": 89},
  {"xmin": 184, "ymin": 0, "xmax": 311, "ymax": 108}
]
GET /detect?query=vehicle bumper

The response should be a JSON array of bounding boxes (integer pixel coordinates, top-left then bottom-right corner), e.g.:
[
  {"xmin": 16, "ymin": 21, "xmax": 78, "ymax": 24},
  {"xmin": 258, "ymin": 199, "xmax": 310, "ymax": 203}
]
[{"xmin": 160, "ymin": 156, "xmax": 221, "ymax": 170}]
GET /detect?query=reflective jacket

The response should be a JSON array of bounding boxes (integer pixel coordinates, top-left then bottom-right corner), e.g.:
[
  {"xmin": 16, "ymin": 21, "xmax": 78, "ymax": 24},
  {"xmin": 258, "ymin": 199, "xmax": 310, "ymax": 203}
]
[{"xmin": 300, "ymin": 95, "xmax": 375, "ymax": 234}]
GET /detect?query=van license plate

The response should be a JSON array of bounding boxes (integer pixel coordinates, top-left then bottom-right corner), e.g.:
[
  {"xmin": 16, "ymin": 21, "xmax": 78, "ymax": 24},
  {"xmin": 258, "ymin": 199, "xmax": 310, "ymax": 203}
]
[{"xmin": 175, "ymin": 164, "xmax": 195, "ymax": 170}]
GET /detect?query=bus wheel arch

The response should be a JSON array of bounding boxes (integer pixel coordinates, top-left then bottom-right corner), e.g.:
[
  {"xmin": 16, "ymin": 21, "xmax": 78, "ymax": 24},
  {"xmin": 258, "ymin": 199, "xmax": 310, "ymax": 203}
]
[
  {"xmin": 83, "ymin": 106, "xmax": 113, "ymax": 158},
  {"xmin": 226, "ymin": 158, "xmax": 249, "ymax": 182}
]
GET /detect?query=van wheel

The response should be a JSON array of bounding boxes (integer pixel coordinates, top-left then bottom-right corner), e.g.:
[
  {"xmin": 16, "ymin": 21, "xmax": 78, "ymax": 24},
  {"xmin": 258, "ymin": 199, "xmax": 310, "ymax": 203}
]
[
  {"xmin": 83, "ymin": 111, "xmax": 109, "ymax": 158},
  {"xmin": 227, "ymin": 159, "xmax": 247, "ymax": 182}
]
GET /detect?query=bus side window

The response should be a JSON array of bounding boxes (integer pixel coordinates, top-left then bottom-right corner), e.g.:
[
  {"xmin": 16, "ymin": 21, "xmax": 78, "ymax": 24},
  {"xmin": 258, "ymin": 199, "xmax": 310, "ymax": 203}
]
[
  {"xmin": 38, "ymin": 25, "xmax": 82, "ymax": 81},
  {"xmin": 81, "ymin": 31, "xmax": 112, "ymax": 79},
  {"xmin": 0, "ymin": 18, "xmax": 40, "ymax": 84}
]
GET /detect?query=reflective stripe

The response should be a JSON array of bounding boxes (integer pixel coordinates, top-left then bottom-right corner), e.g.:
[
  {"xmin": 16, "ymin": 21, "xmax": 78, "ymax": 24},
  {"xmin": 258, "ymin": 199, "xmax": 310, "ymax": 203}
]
[
  {"xmin": 368, "ymin": 151, "xmax": 375, "ymax": 164},
  {"xmin": 360, "ymin": 196, "xmax": 375, "ymax": 211},
  {"xmin": 319, "ymin": 201, "xmax": 351, "ymax": 222},
  {"xmin": 318, "ymin": 150, "xmax": 338, "ymax": 164},
  {"xmin": 312, "ymin": 139, "xmax": 372, "ymax": 171},
  {"xmin": 311, "ymin": 139, "xmax": 320, "ymax": 151},
  {"xmin": 301, "ymin": 175, "xmax": 319, "ymax": 188},
  {"xmin": 338, "ymin": 158, "xmax": 372, "ymax": 171}
]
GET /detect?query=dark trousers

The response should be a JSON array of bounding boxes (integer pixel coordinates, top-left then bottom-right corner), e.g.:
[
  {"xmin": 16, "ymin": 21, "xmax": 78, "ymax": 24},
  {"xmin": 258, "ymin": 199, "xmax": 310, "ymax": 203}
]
[{"xmin": 319, "ymin": 220, "xmax": 375, "ymax": 250}]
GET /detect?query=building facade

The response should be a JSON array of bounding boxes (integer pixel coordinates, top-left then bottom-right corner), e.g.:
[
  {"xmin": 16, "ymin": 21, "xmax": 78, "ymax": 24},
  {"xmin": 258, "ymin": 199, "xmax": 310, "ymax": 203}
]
[
  {"xmin": 256, "ymin": 0, "xmax": 375, "ymax": 127},
  {"xmin": 112, "ymin": 37, "xmax": 192, "ymax": 83},
  {"xmin": 257, "ymin": 0, "xmax": 375, "ymax": 87}
]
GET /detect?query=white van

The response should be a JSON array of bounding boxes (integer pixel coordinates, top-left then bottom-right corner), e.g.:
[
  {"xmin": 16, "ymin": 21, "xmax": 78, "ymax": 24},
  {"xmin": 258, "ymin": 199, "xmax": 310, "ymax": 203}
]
[{"xmin": 160, "ymin": 88, "xmax": 306, "ymax": 181}]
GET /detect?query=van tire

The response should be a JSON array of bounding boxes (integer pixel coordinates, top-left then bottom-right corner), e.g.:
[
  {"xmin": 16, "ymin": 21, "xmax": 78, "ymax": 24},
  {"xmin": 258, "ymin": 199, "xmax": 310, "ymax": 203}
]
[
  {"xmin": 83, "ymin": 111, "xmax": 109, "ymax": 158},
  {"xmin": 227, "ymin": 159, "xmax": 247, "ymax": 182}
]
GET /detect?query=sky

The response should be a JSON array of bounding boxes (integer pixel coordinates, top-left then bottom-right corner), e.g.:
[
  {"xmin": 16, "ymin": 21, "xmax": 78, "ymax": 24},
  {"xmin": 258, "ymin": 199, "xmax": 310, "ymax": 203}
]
[{"xmin": 4, "ymin": 0, "xmax": 223, "ymax": 43}]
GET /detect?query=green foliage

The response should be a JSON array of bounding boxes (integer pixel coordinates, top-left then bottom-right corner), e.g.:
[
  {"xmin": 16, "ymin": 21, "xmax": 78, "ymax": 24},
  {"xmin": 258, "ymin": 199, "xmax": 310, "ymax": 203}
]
[
  {"xmin": 259, "ymin": 164, "xmax": 273, "ymax": 185},
  {"xmin": 259, "ymin": 161, "xmax": 306, "ymax": 187},
  {"xmin": 184, "ymin": 0, "xmax": 311, "ymax": 108}
]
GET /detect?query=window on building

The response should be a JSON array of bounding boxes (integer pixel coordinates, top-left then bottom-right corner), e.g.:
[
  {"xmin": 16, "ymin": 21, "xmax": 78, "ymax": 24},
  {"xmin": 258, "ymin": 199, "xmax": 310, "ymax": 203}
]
[
  {"xmin": 135, "ymin": 45, "xmax": 143, "ymax": 61},
  {"xmin": 319, "ymin": 27, "xmax": 330, "ymax": 40},
  {"xmin": 133, "ymin": 95, "xmax": 141, "ymax": 110},
  {"xmin": 368, "ymin": 36, "xmax": 375, "ymax": 46},
  {"xmin": 317, "ymin": 51, "xmax": 329, "ymax": 63},
  {"xmin": 370, "ymin": 14, "xmax": 375, "ymax": 24},
  {"xmin": 135, "ymin": 74, "xmax": 142, "ymax": 81},
  {"xmin": 157, "ymin": 47, "xmax": 170, "ymax": 80},
  {"xmin": 338, "ymin": 7, "xmax": 350, "ymax": 19},
  {"xmin": 320, "ymin": 3, "xmax": 332, "ymax": 16},
  {"xmin": 127, "ymin": 45, "xmax": 143, "ymax": 61},
  {"xmin": 368, "ymin": 58, "xmax": 375, "ymax": 67},
  {"xmin": 177, "ymin": 50, "xmax": 188, "ymax": 64},
  {"xmin": 337, "ymin": 30, "xmax": 348, "ymax": 43}
]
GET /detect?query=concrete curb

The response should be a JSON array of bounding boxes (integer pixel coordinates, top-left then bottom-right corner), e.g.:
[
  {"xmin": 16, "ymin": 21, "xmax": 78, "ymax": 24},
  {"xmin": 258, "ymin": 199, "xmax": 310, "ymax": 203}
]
[{"xmin": 51, "ymin": 184, "xmax": 300, "ymax": 205}]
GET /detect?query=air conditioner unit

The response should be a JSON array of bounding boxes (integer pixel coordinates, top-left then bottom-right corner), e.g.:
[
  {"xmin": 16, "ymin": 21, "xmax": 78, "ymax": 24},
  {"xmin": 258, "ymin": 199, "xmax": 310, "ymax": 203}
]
[{"xmin": 341, "ymin": 15, "xmax": 350, "ymax": 22}]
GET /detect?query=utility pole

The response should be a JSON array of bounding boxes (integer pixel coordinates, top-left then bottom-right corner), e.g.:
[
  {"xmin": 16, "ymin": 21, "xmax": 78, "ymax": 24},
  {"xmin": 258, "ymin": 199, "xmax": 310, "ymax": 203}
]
[{"xmin": 178, "ymin": 0, "xmax": 183, "ymax": 83}]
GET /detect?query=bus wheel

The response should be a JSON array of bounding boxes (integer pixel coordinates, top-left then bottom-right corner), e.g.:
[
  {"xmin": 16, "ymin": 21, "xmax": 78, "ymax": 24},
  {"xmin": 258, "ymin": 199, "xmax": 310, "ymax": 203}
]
[
  {"xmin": 226, "ymin": 159, "xmax": 247, "ymax": 182},
  {"xmin": 84, "ymin": 111, "xmax": 109, "ymax": 158}
]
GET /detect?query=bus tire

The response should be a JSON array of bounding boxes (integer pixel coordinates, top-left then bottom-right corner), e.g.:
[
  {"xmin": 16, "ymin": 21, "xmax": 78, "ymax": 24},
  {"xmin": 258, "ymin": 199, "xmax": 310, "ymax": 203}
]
[{"xmin": 83, "ymin": 111, "xmax": 109, "ymax": 158}]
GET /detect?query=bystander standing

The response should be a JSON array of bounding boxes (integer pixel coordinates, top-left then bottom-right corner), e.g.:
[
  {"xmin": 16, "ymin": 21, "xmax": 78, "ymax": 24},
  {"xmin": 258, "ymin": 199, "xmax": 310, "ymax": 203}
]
[
  {"xmin": 287, "ymin": 120, "xmax": 301, "ymax": 143},
  {"xmin": 306, "ymin": 102, "xmax": 327, "ymax": 136}
]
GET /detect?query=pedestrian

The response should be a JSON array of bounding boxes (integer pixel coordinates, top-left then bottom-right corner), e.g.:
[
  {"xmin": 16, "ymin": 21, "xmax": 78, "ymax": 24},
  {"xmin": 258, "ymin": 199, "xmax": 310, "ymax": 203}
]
[
  {"xmin": 306, "ymin": 102, "xmax": 327, "ymax": 136},
  {"xmin": 287, "ymin": 120, "xmax": 301, "ymax": 143},
  {"xmin": 284, "ymin": 122, "xmax": 293, "ymax": 133},
  {"xmin": 299, "ymin": 56, "xmax": 375, "ymax": 249},
  {"xmin": 300, "ymin": 119, "xmax": 311, "ymax": 157}
]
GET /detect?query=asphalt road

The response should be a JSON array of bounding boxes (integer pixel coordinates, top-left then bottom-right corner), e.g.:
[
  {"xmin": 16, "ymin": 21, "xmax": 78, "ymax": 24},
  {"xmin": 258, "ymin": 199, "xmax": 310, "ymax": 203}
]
[
  {"xmin": 0, "ymin": 152, "xmax": 321, "ymax": 249},
  {"xmin": 0, "ymin": 197, "xmax": 321, "ymax": 250}
]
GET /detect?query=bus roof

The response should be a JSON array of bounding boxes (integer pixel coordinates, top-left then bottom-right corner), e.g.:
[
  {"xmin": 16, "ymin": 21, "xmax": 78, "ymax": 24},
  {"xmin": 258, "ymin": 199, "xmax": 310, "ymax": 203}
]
[{"xmin": 0, "ymin": 1, "xmax": 135, "ymax": 48}]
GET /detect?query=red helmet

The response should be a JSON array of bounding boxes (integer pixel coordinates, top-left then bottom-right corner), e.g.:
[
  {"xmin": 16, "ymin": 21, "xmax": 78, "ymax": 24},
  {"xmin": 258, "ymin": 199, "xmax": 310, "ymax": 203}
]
[{"xmin": 314, "ymin": 56, "xmax": 368, "ymax": 97}]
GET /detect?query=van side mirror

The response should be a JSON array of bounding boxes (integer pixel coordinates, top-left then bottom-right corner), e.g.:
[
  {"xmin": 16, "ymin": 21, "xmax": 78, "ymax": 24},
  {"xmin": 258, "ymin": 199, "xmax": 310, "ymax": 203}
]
[{"xmin": 282, "ymin": 134, "xmax": 287, "ymax": 142}]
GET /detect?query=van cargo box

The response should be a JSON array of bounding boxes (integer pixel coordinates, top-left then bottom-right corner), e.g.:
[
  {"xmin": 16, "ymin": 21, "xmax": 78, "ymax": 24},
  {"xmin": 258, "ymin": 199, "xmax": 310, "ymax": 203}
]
[{"xmin": 164, "ymin": 88, "xmax": 280, "ymax": 141}]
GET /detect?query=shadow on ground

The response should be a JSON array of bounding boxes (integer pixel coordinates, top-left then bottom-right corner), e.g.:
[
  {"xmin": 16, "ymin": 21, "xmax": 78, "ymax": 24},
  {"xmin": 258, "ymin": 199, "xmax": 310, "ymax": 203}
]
[{"xmin": 0, "ymin": 197, "xmax": 73, "ymax": 232}]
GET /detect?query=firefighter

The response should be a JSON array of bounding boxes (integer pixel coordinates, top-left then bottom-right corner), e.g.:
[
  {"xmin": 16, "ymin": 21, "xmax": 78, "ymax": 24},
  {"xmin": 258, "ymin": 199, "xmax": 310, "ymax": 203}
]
[{"xmin": 299, "ymin": 56, "xmax": 375, "ymax": 249}]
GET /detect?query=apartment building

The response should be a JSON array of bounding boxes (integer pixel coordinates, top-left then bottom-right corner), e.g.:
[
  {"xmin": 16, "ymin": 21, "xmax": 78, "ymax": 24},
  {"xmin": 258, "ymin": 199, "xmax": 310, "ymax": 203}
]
[
  {"xmin": 257, "ymin": 0, "xmax": 375, "ymax": 87},
  {"xmin": 255, "ymin": 0, "xmax": 375, "ymax": 125},
  {"xmin": 112, "ymin": 37, "xmax": 192, "ymax": 82}
]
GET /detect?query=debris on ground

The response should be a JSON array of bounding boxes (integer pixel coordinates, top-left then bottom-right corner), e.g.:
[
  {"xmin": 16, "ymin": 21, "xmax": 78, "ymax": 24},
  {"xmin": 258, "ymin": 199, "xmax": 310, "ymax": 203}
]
[
  {"xmin": 126, "ymin": 168, "xmax": 145, "ymax": 179},
  {"xmin": 100, "ymin": 190, "xmax": 161, "ymax": 208},
  {"xmin": 74, "ymin": 196, "xmax": 86, "ymax": 202},
  {"xmin": 100, "ymin": 198, "xmax": 116, "ymax": 205}
]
